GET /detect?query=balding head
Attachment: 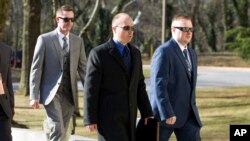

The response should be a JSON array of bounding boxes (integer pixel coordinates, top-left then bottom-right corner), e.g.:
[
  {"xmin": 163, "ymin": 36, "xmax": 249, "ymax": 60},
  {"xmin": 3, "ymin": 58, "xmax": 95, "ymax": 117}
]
[
  {"xmin": 112, "ymin": 13, "xmax": 133, "ymax": 27},
  {"xmin": 111, "ymin": 13, "xmax": 134, "ymax": 45}
]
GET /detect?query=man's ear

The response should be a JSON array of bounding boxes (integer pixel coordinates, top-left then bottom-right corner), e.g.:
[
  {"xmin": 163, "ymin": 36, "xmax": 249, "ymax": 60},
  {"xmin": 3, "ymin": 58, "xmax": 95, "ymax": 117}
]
[
  {"xmin": 55, "ymin": 17, "xmax": 59, "ymax": 25},
  {"xmin": 112, "ymin": 26, "xmax": 116, "ymax": 33}
]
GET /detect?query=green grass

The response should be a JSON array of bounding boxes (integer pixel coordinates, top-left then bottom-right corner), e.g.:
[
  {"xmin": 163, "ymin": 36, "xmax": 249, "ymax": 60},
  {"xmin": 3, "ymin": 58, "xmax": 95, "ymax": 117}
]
[
  {"xmin": 197, "ymin": 87, "xmax": 250, "ymax": 141},
  {"xmin": 143, "ymin": 69, "xmax": 150, "ymax": 78}
]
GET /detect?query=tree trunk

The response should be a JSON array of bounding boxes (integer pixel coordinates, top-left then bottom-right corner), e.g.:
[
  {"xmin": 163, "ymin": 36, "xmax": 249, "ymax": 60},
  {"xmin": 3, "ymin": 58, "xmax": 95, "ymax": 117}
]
[
  {"xmin": 191, "ymin": 0, "xmax": 200, "ymax": 50},
  {"xmin": 232, "ymin": 0, "xmax": 249, "ymax": 27},
  {"xmin": 79, "ymin": 0, "xmax": 101, "ymax": 38},
  {"xmin": 19, "ymin": 0, "xmax": 41, "ymax": 96},
  {"xmin": 0, "ymin": 0, "xmax": 9, "ymax": 31}
]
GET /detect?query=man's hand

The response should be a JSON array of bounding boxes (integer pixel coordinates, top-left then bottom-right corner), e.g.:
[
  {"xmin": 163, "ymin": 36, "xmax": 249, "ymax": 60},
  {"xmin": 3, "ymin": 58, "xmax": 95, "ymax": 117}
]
[
  {"xmin": 29, "ymin": 100, "xmax": 40, "ymax": 109},
  {"xmin": 86, "ymin": 124, "xmax": 97, "ymax": 132},
  {"xmin": 166, "ymin": 116, "xmax": 176, "ymax": 125}
]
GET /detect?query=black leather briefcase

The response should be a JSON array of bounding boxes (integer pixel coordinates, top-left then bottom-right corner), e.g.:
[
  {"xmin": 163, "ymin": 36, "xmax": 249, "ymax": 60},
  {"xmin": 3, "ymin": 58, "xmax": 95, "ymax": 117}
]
[{"xmin": 136, "ymin": 118, "xmax": 159, "ymax": 141}]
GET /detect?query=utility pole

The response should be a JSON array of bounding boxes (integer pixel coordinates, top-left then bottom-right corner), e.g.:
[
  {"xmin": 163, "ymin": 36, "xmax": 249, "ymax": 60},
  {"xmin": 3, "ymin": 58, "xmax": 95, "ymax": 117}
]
[{"xmin": 161, "ymin": 0, "xmax": 166, "ymax": 44}]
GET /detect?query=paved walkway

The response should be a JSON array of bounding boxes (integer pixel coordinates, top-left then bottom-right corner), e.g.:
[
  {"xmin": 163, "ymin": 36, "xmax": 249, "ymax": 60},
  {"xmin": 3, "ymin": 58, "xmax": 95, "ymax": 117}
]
[{"xmin": 12, "ymin": 127, "xmax": 97, "ymax": 141}]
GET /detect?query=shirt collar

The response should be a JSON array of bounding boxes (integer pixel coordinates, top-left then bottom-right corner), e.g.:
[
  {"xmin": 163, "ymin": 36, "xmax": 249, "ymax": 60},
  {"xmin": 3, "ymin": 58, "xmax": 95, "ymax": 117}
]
[
  {"xmin": 112, "ymin": 38, "xmax": 127, "ymax": 56},
  {"xmin": 56, "ymin": 28, "xmax": 69, "ymax": 39},
  {"xmin": 173, "ymin": 38, "xmax": 187, "ymax": 52}
]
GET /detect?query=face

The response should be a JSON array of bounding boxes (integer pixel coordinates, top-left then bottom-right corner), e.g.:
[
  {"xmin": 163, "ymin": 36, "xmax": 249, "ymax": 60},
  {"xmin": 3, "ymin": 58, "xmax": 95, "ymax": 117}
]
[
  {"xmin": 56, "ymin": 10, "xmax": 74, "ymax": 35},
  {"xmin": 171, "ymin": 18, "xmax": 193, "ymax": 46},
  {"xmin": 112, "ymin": 15, "xmax": 134, "ymax": 45}
]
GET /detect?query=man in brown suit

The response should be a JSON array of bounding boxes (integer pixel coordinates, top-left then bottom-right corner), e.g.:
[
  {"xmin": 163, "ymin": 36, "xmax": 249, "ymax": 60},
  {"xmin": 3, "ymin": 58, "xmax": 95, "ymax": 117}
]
[{"xmin": 0, "ymin": 27, "xmax": 15, "ymax": 141}]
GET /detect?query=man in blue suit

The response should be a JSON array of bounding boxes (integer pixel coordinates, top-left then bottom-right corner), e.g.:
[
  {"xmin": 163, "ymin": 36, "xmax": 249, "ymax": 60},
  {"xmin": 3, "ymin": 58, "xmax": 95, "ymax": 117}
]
[{"xmin": 150, "ymin": 14, "xmax": 202, "ymax": 141}]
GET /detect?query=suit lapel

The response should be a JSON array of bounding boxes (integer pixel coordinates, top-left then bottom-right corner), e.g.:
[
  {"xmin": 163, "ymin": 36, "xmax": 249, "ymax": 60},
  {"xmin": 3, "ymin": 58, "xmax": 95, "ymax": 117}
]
[
  {"xmin": 69, "ymin": 33, "xmax": 73, "ymax": 76},
  {"xmin": 128, "ymin": 46, "xmax": 138, "ymax": 86},
  {"xmin": 51, "ymin": 30, "xmax": 64, "ymax": 69},
  {"xmin": 188, "ymin": 48, "xmax": 197, "ymax": 86},
  {"xmin": 108, "ymin": 40, "xmax": 128, "ymax": 72},
  {"xmin": 172, "ymin": 40, "xmax": 191, "ymax": 80}
]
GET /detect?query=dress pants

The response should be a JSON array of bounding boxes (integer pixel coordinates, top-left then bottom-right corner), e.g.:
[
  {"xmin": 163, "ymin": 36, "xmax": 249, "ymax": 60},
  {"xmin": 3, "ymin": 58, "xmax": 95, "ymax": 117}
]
[
  {"xmin": 0, "ymin": 106, "xmax": 12, "ymax": 141},
  {"xmin": 44, "ymin": 93, "xmax": 74, "ymax": 141},
  {"xmin": 159, "ymin": 112, "xmax": 201, "ymax": 141}
]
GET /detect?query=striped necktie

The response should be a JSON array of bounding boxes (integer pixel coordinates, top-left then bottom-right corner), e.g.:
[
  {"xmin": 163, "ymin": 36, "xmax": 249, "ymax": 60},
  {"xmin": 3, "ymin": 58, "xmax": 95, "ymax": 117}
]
[
  {"xmin": 183, "ymin": 49, "xmax": 192, "ymax": 77},
  {"xmin": 62, "ymin": 37, "xmax": 68, "ymax": 53}
]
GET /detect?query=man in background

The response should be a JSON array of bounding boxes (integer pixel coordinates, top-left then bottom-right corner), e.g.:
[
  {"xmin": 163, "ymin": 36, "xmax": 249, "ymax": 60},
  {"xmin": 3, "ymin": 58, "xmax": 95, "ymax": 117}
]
[
  {"xmin": 29, "ymin": 5, "xmax": 87, "ymax": 141},
  {"xmin": 150, "ymin": 13, "xmax": 202, "ymax": 141}
]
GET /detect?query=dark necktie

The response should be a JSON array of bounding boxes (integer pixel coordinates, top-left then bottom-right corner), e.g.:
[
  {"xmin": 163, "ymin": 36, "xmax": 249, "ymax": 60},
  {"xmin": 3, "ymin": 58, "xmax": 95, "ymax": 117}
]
[
  {"xmin": 62, "ymin": 37, "xmax": 69, "ymax": 64},
  {"xmin": 123, "ymin": 46, "xmax": 131, "ymax": 71},
  {"xmin": 62, "ymin": 37, "xmax": 68, "ymax": 53},
  {"xmin": 183, "ymin": 49, "xmax": 192, "ymax": 77}
]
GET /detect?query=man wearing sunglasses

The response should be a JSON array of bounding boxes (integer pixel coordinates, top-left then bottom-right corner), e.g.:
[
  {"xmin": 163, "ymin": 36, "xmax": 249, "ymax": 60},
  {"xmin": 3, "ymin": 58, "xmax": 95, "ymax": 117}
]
[
  {"xmin": 84, "ymin": 13, "xmax": 153, "ymax": 141},
  {"xmin": 150, "ymin": 13, "xmax": 202, "ymax": 141},
  {"xmin": 29, "ymin": 5, "xmax": 87, "ymax": 141}
]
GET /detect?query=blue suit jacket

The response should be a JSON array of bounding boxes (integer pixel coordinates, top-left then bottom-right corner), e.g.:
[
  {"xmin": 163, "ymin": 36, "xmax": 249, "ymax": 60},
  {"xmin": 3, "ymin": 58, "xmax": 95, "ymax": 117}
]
[{"xmin": 150, "ymin": 38, "xmax": 202, "ymax": 128}]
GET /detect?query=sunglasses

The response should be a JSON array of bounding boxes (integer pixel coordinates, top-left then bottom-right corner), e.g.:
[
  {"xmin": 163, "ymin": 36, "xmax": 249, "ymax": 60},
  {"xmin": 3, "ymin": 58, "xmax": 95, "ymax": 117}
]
[
  {"xmin": 174, "ymin": 27, "xmax": 193, "ymax": 32},
  {"xmin": 58, "ymin": 17, "xmax": 74, "ymax": 22},
  {"xmin": 116, "ymin": 25, "xmax": 135, "ymax": 31}
]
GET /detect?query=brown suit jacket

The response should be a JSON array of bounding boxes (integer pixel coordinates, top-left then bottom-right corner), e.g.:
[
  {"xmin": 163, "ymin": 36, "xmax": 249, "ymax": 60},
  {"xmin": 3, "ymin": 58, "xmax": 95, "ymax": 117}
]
[{"xmin": 0, "ymin": 42, "xmax": 14, "ymax": 118}]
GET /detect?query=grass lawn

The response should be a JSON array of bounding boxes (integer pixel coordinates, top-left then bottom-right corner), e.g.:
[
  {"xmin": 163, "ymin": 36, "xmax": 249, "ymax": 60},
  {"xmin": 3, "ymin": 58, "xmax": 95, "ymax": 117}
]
[{"xmin": 197, "ymin": 87, "xmax": 250, "ymax": 141}]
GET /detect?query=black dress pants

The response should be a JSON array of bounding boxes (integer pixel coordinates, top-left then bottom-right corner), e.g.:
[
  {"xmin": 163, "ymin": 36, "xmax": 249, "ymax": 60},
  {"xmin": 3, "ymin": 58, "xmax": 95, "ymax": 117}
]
[{"xmin": 0, "ymin": 106, "xmax": 12, "ymax": 141}]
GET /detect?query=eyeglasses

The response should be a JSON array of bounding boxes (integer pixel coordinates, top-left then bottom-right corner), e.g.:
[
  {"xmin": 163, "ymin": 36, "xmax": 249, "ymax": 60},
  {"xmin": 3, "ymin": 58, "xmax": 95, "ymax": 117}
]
[
  {"xmin": 174, "ymin": 27, "xmax": 193, "ymax": 32},
  {"xmin": 116, "ymin": 25, "xmax": 135, "ymax": 31},
  {"xmin": 58, "ymin": 17, "xmax": 74, "ymax": 22}
]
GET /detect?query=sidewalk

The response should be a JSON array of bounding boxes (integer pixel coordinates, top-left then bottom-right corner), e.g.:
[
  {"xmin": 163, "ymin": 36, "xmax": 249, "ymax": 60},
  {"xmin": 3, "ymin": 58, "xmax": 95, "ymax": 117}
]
[{"xmin": 12, "ymin": 127, "xmax": 97, "ymax": 141}]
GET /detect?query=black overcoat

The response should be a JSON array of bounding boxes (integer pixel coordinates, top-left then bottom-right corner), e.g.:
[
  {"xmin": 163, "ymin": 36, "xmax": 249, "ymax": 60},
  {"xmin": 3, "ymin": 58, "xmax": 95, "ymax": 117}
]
[
  {"xmin": 84, "ymin": 39, "xmax": 153, "ymax": 141},
  {"xmin": 0, "ymin": 42, "xmax": 14, "ymax": 118},
  {"xmin": 0, "ymin": 42, "xmax": 14, "ymax": 141}
]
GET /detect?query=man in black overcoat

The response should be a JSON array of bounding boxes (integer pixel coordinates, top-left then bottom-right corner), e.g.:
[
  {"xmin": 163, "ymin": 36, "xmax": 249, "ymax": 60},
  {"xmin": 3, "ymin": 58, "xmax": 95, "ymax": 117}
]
[{"xmin": 84, "ymin": 13, "xmax": 153, "ymax": 141}]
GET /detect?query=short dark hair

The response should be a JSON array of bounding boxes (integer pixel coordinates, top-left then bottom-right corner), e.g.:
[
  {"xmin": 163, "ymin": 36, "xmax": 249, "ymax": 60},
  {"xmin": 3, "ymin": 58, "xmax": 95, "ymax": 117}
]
[
  {"xmin": 56, "ymin": 5, "xmax": 74, "ymax": 15},
  {"xmin": 171, "ymin": 13, "xmax": 192, "ymax": 23}
]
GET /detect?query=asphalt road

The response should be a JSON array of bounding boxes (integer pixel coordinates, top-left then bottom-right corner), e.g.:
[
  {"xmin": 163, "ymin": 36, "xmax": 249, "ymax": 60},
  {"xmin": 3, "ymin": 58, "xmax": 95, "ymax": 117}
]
[
  {"xmin": 77, "ymin": 66, "xmax": 250, "ymax": 91},
  {"xmin": 13, "ymin": 66, "xmax": 250, "ymax": 92},
  {"xmin": 197, "ymin": 66, "xmax": 250, "ymax": 88}
]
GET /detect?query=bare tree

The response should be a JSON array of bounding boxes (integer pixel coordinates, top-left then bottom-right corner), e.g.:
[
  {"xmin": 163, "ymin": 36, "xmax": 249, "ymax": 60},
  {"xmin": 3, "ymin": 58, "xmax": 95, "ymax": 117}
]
[
  {"xmin": 19, "ymin": 0, "xmax": 41, "ymax": 96},
  {"xmin": 0, "ymin": 0, "xmax": 9, "ymax": 30},
  {"xmin": 232, "ymin": 0, "xmax": 249, "ymax": 27},
  {"xmin": 79, "ymin": 0, "xmax": 101, "ymax": 38}
]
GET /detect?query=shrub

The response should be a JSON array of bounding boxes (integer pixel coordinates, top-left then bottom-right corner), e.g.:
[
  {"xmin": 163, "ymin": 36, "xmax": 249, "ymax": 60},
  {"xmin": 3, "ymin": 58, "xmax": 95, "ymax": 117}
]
[{"xmin": 225, "ymin": 27, "xmax": 250, "ymax": 60}]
